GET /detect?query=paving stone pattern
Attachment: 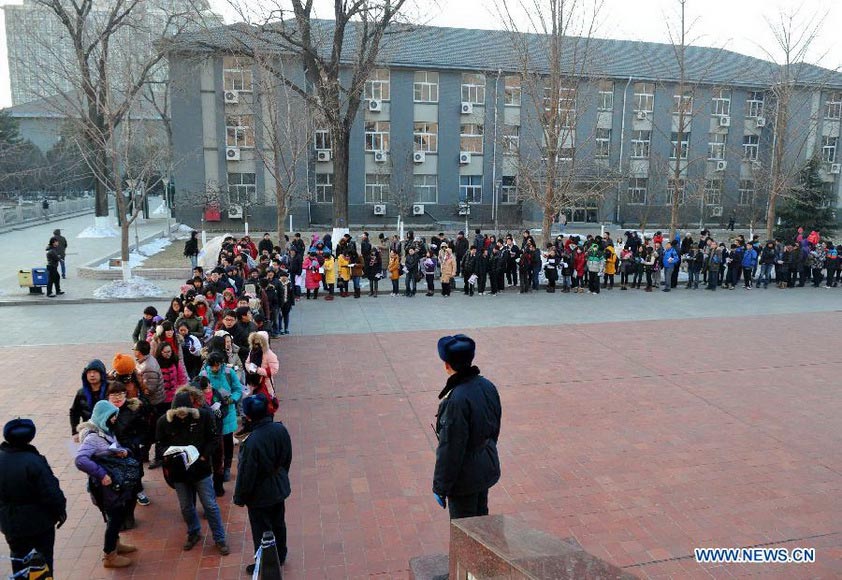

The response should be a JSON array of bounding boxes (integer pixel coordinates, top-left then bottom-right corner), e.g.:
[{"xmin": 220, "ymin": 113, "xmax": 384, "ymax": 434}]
[{"xmin": 1, "ymin": 312, "xmax": 841, "ymax": 578}]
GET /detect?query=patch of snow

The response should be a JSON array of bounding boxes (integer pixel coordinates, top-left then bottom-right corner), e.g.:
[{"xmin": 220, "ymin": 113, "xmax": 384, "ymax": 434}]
[
  {"xmin": 96, "ymin": 236, "xmax": 173, "ymax": 270},
  {"xmin": 78, "ymin": 224, "xmax": 119, "ymax": 238},
  {"xmin": 172, "ymin": 223, "xmax": 195, "ymax": 240},
  {"xmin": 152, "ymin": 201, "xmax": 169, "ymax": 216},
  {"xmin": 93, "ymin": 277, "xmax": 167, "ymax": 299}
]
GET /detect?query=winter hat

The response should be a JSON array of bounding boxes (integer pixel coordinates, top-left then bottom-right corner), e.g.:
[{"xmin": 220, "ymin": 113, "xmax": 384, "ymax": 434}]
[
  {"xmin": 90, "ymin": 400, "xmax": 119, "ymax": 434},
  {"xmin": 437, "ymin": 334, "xmax": 476, "ymax": 370},
  {"xmin": 213, "ymin": 330, "xmax": 231, "ymax": 338},
  {"xmin": 172, "ymin": 391, "xmax": 194, "ymax": 410},
  {"xmin": 242, "ymin": 394, "xmax": 269, "ymax": 421},
  {"xmin": 112, "ymin": 353, "xmax": 135, "ymax": 376},
  {"xmin": 3, "ymin": 418, "xmax": 36, "ymax": 446}
]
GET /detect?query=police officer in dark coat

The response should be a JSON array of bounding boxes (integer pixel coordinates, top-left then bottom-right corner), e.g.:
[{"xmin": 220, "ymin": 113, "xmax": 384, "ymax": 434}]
[
  {"xmin": 433, "ymin": 334, "xmax": 502, "ymax": 519},
  {"xmin": 0, "ymin": 419, "xmax": 67, "ymax": 575},
  {"xmin": 234, "ymin": 395, "xmax": 292, "ymax": 575}
]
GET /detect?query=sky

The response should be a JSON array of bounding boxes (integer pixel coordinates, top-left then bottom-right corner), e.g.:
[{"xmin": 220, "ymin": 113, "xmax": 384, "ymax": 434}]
[{"xmin": 0, "ymin": 0, "xmax": 839, "ymax": 108}]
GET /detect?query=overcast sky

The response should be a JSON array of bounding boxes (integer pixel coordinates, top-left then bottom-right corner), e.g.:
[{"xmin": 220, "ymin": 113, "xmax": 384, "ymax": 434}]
[{"xmin": 0, "ymin": 0, "xmax": 839, "ymax": 108}]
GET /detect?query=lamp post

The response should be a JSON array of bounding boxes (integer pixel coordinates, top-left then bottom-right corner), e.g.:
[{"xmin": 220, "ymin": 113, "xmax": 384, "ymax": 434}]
[{"xmin": 162, "ymin": 175, "xmax": 171, "ymax": 238}]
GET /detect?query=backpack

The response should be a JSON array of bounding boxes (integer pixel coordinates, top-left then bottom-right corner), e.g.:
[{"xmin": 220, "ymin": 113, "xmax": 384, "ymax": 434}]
[
  {"xmin": 95, "ymin": 453, "xmax": 143, "ymax": 494},
  {"xmin": 712, "ymin": 252, "xmax": 721, "ymax": 265}
]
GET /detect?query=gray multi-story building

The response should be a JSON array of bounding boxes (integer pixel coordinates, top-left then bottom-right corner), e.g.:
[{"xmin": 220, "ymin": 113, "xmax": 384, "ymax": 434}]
[{"xmin": 166, "ymin": 21, "xmax": 842, "ymax": 231}]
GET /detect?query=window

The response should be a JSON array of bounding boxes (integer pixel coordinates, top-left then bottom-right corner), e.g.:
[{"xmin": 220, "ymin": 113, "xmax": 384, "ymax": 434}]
[
  {"xmin": 673, "ymin": 91, "xmax": 693, "ymax": 115},
  {"xmin": 630, "ymin": 130, "xmax": 651, "ymax": 158},
  {"xmin": 225, "ymin": 115, "xmax": 254, "ymax": 148},
  {"xmin": 364, "ymin": 173, "xmax": 390, "ymax": 204},
  {"xmin": 461, "ymin": 73, "xmax": 486, "ymax": 104},
  {"xmin": 628, "ymin": 177, "xmax": 647, "ymax": 205},
  {"xmin": 460, "ymin": 123, "xmax": 484, "ymax": 153},
  {"xmin": 314, "ymin": 129, "xmax": 332, "ymax": 151},
  {"xmin": 633, "ymin": 82, "xmax": 655, "ymax": 113},
  {"xmin": 743, "ymin": 134, "xmax": 759, "ymax": 160},
  {"xmin": 414, "ymin": 71, "xmax": 439, "ymax": 103},
  {"xmin": 746, "ymin": 91, "xmax": 765, "ymax": 118},
  {"xmin": 667, "ymin": 178, "xmax": 686, "ymax": 205},
  {"xmin": 704, "ymin": 178, "xmax": 722, "ymax": 205},
  {"xmin": 708, "ymin": 133, "xmax": 727, "ymax": 160},
  {"xmin": 738, "ymin": 179, "xmax": 755, "ymax": 206},
  {"xmin": 227, "ymin": 172, "xmax": 255, "ymax": 204},
  {"xmin": 365, "ymin": 121, "xmax": 390, "ymax": 152},
  {"xmin": 544, "ymin": 83, "xmax": 576, "ymax": 127},
  {"xmin": 596, "ymin": 128, "xmax": 611, "ymax": 158},
  {"xmin": 413, "ymin": 175, "xmax": 438, "ymax": 203},
  {"xmin": 414, "ymin": 122, "xmax": 438, "ymax": 153},
  {"xmin": 822, "ymin": 136, "xmax": 839, "ymax": 163},
  {"xmin": 598, "ymin": 80, "xmax": 614, "ymax": 112},
  {"xmin": 459, "ymin": 175, "xmax": 482, "ymax": 203},
  {"xmin": 711, "ymin": 88, "xmax": 731, "ymax": 117},
  {"xmin": 315, "ymin": 173, "xmax": 333, "ymax": 203},
  {"xmin": 825, "ymin": 92, "xmax": 842, "ymax": 120},
  {"xmin": 502, "ymin": 124, "xmax": 519, "ymax": 155},
  {"xmin": 500, "ymin": 176, "xmax": 517, "ymax": 203},
  {"xmin": 504, "ymin": 75, "xmax": 521, "ymax": 106},
  {"xmin": 223, "ymin": 58, "xmax": 252, "ymax": 92},
  {"xmin": 365, "ymin": 68, "xmax": 391, "ymax": 101},
  {"xmin": 670, "ymin": 132, "xmax": 690, "ymax": 159}
]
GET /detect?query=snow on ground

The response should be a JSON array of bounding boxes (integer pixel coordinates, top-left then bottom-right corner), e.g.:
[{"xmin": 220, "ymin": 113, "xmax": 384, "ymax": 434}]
[
  {"xmin": 96, "ymin": 236, "xmax": 172, "ymax": 269},
  {"xmin": 78, "ymin": 224, "xmax": 119, "ymax": 238},
  {"xmin": 172, "ymin": 223, "xmax": 195, "ymax": 240},
  {"xmin": 93, "ymin": 277, "xmax": 167, "ymax": 299},
  {"xmin": 152, "ymin": 201, "xmax": 169, "ymax": 216}
]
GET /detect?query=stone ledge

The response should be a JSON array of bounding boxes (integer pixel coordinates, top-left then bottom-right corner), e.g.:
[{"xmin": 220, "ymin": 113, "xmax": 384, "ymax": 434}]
[{"xmin": 77, "ymin": 266, "xmax": 192, "ymax": 280}]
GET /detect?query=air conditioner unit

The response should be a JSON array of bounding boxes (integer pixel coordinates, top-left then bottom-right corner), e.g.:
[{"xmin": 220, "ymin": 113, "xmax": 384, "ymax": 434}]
[
  {"xmin": 369, "ymin": 99, "xmax": 382, "ymax": 112},
  {"xmin": 755, "ymin": 116, "xmax": 766, "ymax": 128},
  {"xmin": 373, "ymin": 204, "xmax": 386, "ymax": 215},
  {"xmin": 710, "ymin": 205, "xmax": 723, "ymax": 217},
  {"xmin": 459, "ymin": 152, "xmax": 471, "ymax": 164},
  {"xmin": 461, "ymin": 102, "xmax": 473, "ymax": 114},
  {"xmin": 412, "ymin": 204, "xmax": 425, "ymax": 216},
  {"xmin": 636, "ymin": 111, "xmax": 647, "ymax": 120},
  {"xmin": 228, "ymin": 204, "xmax": 243, "ymax": 219},
  {"xmin": 225, "ymin": 147, "xmax": 240, "ymax": 161},
  {"xmin": 373, "ymin": 150, "xmax": 387, "ymax": 163},
  {"xmin": 223, "ymin": 90, "xmax": 239, "ymax": 104},
  {"xmin": 457, "ymin": 203, "xmax": 470, "ymax": 216},
  {"xmin": 413, "ymin": 151, "xmax": 426, "ymax": 164},
  {"xmin": 715, "ymin": 160, "xmax": 727, "ymax": 172},
  {"xmin": 719, "ymin": 116, "xmax": 731, "ymax": 127},
  {"xmin": 831, "ymin": 163, "xmax": 841, "ymax": 175},
  {"xmin": 316, "ymin": 150, "xmax": 331, "ymax": 162}
]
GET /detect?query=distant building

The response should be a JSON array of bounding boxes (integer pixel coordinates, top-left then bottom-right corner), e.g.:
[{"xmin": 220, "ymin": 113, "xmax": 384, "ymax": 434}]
[{"xmin": 166, "ymin": 21, "xmax": 842, "ymax": 230}]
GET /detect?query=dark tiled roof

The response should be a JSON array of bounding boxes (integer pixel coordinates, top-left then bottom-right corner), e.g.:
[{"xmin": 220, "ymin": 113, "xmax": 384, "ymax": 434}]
[{"xmin": 166, "ymin": 19, "xmax": 842, "ymax": 88}]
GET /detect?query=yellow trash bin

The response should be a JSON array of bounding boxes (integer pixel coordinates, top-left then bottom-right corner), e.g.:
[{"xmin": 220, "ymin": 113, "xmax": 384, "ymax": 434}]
[{"xmin": 18, "ymin": 269, "xmax": 33, "ymax": 287}]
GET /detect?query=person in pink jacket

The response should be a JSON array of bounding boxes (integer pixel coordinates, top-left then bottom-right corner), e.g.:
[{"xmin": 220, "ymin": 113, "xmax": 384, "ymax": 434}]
[
  {"xmin": 155, "ymin": 342, "xmax": 189, "ymax": 404},
  {"xmin": 303, "ymin": 250, "xmax": 322, "ymax": 299},
  {"xmin": 244, "ymin": 331, "xmax": 279, "ymax": 412}
]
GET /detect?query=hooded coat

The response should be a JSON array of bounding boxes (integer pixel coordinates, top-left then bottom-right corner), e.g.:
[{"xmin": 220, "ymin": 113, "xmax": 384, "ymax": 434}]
[
  {"xmin": 69, "ymin": 359, "xmax": 108, "ymax": 435},
  {"xmin": 201, "ymin": 364, "xmax": 243, "ymax": 435},
  {"xmin": 155, "ymin": 390, "xmax": 217, "ymax": 482},
  {"xmin": 245, "ymin": 331, "xmax": 280, "ymax": 380},
  {"xmin": 75, "ymin": 402, "xmax": 133, "ymax": 511},
  {"xmin": 233, "ymin": 417, "xmax": 292, "ymax": 508}
]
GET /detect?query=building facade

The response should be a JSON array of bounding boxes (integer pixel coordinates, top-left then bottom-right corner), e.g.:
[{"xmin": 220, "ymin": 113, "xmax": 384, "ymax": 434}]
[{"xmin": 166, "ymin": 22, "xmax": 842, "ymax": 231}]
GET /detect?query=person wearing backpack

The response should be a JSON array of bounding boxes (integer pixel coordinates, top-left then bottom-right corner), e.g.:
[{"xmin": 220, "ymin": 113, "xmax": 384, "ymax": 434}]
[{"xmin": 201, "ymin": 352, "xmax": 243, "ymax": 485}]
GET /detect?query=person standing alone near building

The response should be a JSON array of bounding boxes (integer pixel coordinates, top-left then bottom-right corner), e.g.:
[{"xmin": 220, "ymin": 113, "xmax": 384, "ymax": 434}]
[{"xmin": 432, "ymin": 334, "xmax": 502, "ymax": 519}]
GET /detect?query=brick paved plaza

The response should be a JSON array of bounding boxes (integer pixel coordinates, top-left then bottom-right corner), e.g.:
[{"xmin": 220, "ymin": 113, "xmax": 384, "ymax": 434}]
[{"xmin": 2, "ymin": 306, "xmax": 842, "ymax": 578}]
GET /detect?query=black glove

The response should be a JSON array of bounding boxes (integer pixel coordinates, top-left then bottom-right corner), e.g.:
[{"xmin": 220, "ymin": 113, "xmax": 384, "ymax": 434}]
[{"xmin": 56, "ymin": 511, "xmax": 67, "ymax": 529}]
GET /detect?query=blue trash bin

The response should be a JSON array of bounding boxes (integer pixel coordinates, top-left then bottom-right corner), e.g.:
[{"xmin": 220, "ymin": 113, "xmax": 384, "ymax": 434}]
[{"xmin": 32, "ymin": 268, "xmax": 48, "ymax": 286}]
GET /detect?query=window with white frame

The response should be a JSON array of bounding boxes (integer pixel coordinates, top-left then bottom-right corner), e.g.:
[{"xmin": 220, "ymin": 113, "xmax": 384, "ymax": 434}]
[
  {"xmin": 223, "ymin": 58, "xmax": 253, "ymax": 92},
  {"xmin": 365, "ymin": 121, "xmax": 390, "ymax": 152},
  {"xmin": 543, "ymin": 83, "xmax": 576, "ymax": 127},
  {"xmin": 596, "ymin": 128, "xmax": 611, "ymax": 158},
  {"xmin": 314, "ymin": 129, "xmax": 332, "ymax": 151},
  {"xmin": 364, "ymin": 173, "xmax": 390, "ymax": 204},
  {"xmin": 673, "ymin": 91, "xmax": 693, "ymax": 115},
  {"xmin": 460, "ymin": 123, "xmax": 484, "ymax": 153},
  {"xmin": 314, "ymin": 173, "xmax": 333, "ymax": 203},
  {"xmin": 413, "ymin": 71, "xmax": 439, "ymax": 103},
  {"xmin": 630, "ymin": 130, "xmax": 651, "ymax": 158},
  {"xmin": 228, "ymin": 172, "xmax": 255, "ymax": 204},
  {"xmin": 712, "ymin": 88, "xmax": 731, "ymax": 117},
  {"xmin": 598, "ymin": 80, "xmax": 614, "ymax": 112},
  {"xmin": 743, "ymin": 134, "xmax": 759, "ymax": 160},
  {"xmin": 704, "ymin": 178, "xmax": 722, "ymax": 205},
  {"xmin": 825, "ymin": 92, "xmax": 842, "ymax": 120},
  {"xmin": 670, "ymin": 131, "xmax": 690, "ymax": 159},
  {"xmin": 746, "ymin": 91, "xmax": 765, "ymax": 118},
  {"xmin": 502, "ymin": 124, "xmax": 519, "ymax": 155},
  {"xmin": 504, "ymin": 75, "xmax": 521, "ymax": 106},
  {"xmin": 633, "ymin": 82, "xmax": 655, "ymax": 113},
  {"xmin": 225, "ymin": 115, "xmax": 255, "ymax": 148},
  {"xmin": 553, "ymin": 145, "xmax": 575, "ymax": 160},
  {"xmin": 365, "ymin": 68, "xmax": 390, "ymax": 101},
  {"xmin": 628, "ymin": 177, "xmax": 647, "ymax": 204},
  {"xmin": 500, "ymin": 176, "xmax": 517, "ymax": 203},
  {"xmin": 413, "ymin": 122, "xmax": 438, "ymax": 153},
  {"xmin": 461, "ymin": 73, "xmax": 486, "ymax": 104},
  {"xmin": 667, "ymin": 178, "xmax": 686, "ymax": 205},
  {"xmin": 708, "ymin": 133, "xmax": 727, "ymax": 160},
  {"xmin": 738, "ymin": 179, "xmax": 754, "ymax": 206},
  {"xmin": 413, "ymin": 174, "xmax": 438, "ymax": 203},
  {"xmin": 459, "ymin": 175, "xmax": 482, "ymax": 203},
  {"xmin": 822, "ymin": 136, "xmax": 838, "ymax": 163}
]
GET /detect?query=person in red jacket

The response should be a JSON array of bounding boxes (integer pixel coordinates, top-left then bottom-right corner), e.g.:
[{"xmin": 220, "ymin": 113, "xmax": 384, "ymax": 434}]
[{"xmin": 573, "ymin": 245, "xmax": 586, "ymax": 293}]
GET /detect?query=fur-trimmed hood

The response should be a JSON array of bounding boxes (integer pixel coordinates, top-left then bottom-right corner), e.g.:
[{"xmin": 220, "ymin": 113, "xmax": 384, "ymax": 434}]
[
  {"xmin": 166, "ymin": 407, "xmax": 200, "ymax": 422},
  {"xmin": 248, "ymin": 330, "xmax": 270, "ymax": 351}
]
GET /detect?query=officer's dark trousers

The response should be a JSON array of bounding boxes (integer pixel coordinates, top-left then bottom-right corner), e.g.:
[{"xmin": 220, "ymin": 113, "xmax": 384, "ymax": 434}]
[
  {"xmin": 448, "ymin": 490, "xmax": 489, "ymax": 519},
  {"xmin": 7, "ymin": 527, "xmax": 55, "ymax": 575}
]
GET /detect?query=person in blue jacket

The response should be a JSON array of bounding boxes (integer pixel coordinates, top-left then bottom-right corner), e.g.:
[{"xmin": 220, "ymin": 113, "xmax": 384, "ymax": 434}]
[
  {"xmin": 661, "ymin": 242, "xmax": 679, "ymax": 292},
  {"xmin": 741, "ymin": 243, "xmax": 758, "ymax": 289}
]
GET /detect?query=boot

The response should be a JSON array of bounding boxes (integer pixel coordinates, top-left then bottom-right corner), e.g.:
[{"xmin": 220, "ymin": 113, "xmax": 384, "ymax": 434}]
[
  {"xmin": 102, "ymin": 551, "xmax": 132, "ymax": 568},
  {"xmin": 117, "ymin": 540, "xmax": 137, "ymax": 554},
  {"xmin": 354, "ymin": 287, "xmax": 361, "ymax": 299}
]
